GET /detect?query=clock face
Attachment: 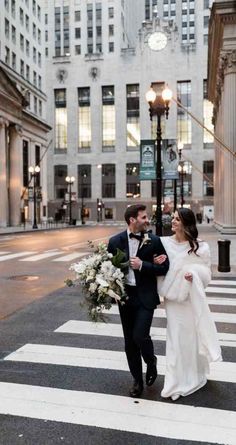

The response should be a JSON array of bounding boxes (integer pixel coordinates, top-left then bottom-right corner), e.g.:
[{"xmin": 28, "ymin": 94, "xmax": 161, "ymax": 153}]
[{"xmin": 148, "ymin": 31, "xmax": 168, "ymax": 51}]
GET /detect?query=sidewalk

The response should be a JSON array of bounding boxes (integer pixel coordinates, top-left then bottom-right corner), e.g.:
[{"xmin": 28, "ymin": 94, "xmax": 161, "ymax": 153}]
[{"xmin": 0, "ymin": 221, "xmax": 235, "ymax": 274}]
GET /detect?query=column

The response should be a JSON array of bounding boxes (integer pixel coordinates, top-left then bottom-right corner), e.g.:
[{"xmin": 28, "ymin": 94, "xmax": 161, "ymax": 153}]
[
  {"xmin": 9, "ymin": 124, "xmax": 23, "ymax": 226},
  {"xmin": 0, "ymin": 118, "xmax": 9, "ymax": 227}
]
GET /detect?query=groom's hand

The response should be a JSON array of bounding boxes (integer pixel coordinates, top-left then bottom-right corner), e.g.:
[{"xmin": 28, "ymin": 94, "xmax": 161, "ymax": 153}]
[
  {"xmin": 130, "ymin": 256, "xmax": 142, "ymax": 270},
  {"xmin": 153, "ymin": 254, "xmax": 167, "ymax": 265}
]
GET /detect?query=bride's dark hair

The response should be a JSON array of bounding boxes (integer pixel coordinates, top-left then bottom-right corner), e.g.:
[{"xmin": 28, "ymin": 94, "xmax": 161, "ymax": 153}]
[{"xmin": 177, "ymin": 208, "xmax": 199, "ymax": 254}]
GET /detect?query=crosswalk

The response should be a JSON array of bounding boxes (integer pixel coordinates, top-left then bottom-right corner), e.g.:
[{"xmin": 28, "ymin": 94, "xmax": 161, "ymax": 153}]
[
  {"xmin": 0, "ymin": 278, "xmax": 236, "ymax": 444},
  {"xmin": 0, "ymin": 250, "xmax": 89, "ymax": 263}
]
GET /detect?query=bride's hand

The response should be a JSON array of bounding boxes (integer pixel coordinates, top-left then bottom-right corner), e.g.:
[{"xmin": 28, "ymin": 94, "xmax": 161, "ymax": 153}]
[
  {"xmin": 153, "ymin": 254, "xmax": 167, "ymax": 265},
  {"xmin": 184, "ymin": 272, "xmax": 193, "ymax": 282}
]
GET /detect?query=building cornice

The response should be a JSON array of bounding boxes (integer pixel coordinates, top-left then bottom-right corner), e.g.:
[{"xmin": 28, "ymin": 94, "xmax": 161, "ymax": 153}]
[{"xmin": 208, "ymin": 1, "xmax": 236, "ymax": 105}]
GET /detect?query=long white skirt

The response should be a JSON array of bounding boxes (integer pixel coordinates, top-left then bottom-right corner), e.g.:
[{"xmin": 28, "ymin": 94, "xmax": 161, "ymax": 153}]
[{"xmin": 161, "ymin": 298, "xmax": 209, "ymax": 399}]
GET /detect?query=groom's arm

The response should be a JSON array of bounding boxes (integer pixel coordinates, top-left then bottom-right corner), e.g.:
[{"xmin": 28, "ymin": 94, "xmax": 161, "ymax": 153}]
[{"xmin": 140, "ymin": 237, "xmax": 169, "ymax": 276}]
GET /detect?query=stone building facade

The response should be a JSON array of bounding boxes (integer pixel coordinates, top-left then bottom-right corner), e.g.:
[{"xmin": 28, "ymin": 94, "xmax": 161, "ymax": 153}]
[
  {"xmin": 44, "ymin": 0, "xmax": 215, "ymax": 223},
  {"xmin": 208, "ymin": 0, "xmax": 236, "ymax": 233},
  {"xmin": 0, "ymin": 0, "xmax": 51, "ymax": 227}
]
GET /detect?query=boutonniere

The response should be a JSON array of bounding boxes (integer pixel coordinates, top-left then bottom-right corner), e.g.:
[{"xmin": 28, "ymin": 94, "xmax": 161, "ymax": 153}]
[{"xmin": 139, "ymin": 233, "xmax": 152, "ymax": 249}]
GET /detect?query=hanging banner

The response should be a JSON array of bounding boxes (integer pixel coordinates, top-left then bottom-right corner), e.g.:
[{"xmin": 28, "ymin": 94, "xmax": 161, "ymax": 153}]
[
  {"xmin": 140, "ymin": 140, "xmax": 156, "ymax": 180},
  {"xmin": 162, "ymin": 139, "xmax": 179, "ymax": 180}
]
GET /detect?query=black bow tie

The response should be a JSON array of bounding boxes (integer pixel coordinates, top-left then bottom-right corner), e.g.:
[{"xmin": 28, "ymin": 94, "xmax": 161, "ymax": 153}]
[{"xmin": 129, "ymin": 232, "xmax": 144, "ymax": 241}]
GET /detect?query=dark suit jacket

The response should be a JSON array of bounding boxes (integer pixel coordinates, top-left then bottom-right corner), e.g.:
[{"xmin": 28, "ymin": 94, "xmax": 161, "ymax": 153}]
[{"xmin": 108, "ymin": 231, "xmax": 169, "ymax": 309}]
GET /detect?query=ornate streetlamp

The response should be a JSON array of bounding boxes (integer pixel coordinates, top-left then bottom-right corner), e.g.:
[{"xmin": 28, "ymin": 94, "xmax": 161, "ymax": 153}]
[
  {"xmin": 65, "ymin": 176, "xmax": 75, "ymax": 225},
  {"xmin": 28, "ymin": 165, "xmax": 40, "ymax": 229},
  {"xmin": 146, "ymin": 85, "xmax": 172, "ymax": 235}
]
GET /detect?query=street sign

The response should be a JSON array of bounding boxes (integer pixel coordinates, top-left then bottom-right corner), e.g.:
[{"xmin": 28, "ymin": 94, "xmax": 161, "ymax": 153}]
[{"xmin": 140, "ymin": 140, "xmax": 156, "ymax": 180}]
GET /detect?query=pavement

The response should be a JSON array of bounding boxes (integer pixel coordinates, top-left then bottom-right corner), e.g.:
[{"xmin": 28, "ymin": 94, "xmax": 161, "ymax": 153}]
[{"xmin": 0, "ymin": 221, "xmax": 235, "ymax": 275}]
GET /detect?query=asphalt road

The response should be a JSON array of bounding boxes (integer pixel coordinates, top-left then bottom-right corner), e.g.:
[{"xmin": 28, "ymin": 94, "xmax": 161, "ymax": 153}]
[
  {"xmin": 0, "ymin": 226, "xmax": 235, "ymax": 444},
  {"xmin": 0, "ymin": 226, "xmax": 122, "ymax": 320}
]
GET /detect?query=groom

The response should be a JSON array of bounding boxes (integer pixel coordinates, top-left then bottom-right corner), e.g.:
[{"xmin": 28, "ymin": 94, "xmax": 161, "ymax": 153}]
[{"xmin": 108, "ymin": 204, "xmax": 169, "ymax": 397}]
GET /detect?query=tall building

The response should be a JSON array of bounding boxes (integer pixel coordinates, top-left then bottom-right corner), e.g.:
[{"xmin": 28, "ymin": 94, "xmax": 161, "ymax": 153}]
[
  {"xmin": 44, "ymin": 0, "xmax": 214, "ymax": 223},
  {"xmin": 0, "ymin": 0, "xmax": 51, "ymax": 227}
]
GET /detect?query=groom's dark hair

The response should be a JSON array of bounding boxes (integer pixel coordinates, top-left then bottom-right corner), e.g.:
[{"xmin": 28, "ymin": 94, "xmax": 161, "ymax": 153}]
[{"xmin": 124, "ymin": 204, "xmax": 146, "ymax": 225}]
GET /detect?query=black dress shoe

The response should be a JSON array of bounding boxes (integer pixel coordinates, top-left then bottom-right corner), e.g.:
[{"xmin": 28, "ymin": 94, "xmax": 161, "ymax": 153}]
[
  {"xmin": 129, "ymin": 381, "xmax": 143, "ymax": 398},
  {"xmin": 146, "ymin": 356, "xmax": 157, "ymax": 386}
]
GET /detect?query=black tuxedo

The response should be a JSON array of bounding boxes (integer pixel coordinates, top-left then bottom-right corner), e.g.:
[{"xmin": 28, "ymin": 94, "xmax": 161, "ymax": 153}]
[{"xmin": 108, "ymin": 230, "xmax": 169, "ymax": 384}]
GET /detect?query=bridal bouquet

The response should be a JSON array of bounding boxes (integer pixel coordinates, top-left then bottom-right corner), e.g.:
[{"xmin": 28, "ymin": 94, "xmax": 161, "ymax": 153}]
[{"xmin": 66, "ymin": 241, "xmax": 128, "ymax": 321}]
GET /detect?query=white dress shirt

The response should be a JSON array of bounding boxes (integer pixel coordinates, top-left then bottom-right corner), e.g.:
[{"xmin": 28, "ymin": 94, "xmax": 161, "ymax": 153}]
[{"xmin": 126, "ymin": 228, "xmax": 140, "ymax": 286}]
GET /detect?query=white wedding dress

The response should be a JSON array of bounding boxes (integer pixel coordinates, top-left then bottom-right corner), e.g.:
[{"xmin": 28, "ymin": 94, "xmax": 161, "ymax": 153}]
[{"xmin": 159, "ymin": 237, "xmax": 222, "ymax": 400}]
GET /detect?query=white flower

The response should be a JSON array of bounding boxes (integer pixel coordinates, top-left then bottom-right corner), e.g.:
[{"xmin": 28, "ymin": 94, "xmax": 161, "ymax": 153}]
[
  {"xmin": 107, "ymin": 289, "xmax": 121, "ymax": 302},
  {"xmin": 96, "ymin": 275, "xmax": 109, "ymax": 287},
  {"xmin": 140, "ymin": 233, "xmax": 152, "ymax": 249},
  {"xmin": 89, "ymin": 282, "xmax": 97, "ymax": 293}
]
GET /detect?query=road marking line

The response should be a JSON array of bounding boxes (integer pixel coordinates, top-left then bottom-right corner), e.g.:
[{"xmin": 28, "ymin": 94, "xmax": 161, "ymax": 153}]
[
  {"xmin": 4, "ymin": 344, "xmax": 236, "ymax": 384},
  {"xmin": 0, "ymin": 383, "xmax": 235, "ymax": 444},
  {"xmin": 210, "ymin": 280, "xmax": 236, "ymax": 286},
  {"xmin": 0, "ymin": 252, "xmax": 37, "ymax": 261},
  {"xmin": 19, "ymin": 252, "xmax": 63, "ymax": 261},
  {"xmin": 206, "ymin": 287, "xmax": 236, "ymax": 294},
  {"xmin": 52, "ymin": 252, "xmax": 89, "ymax": 262},
  {"xmin": 206, "ymin": 297, "xmax": 236, "ymax": 306},
  {"xmin": 55, "ymin": 320, "xmax": 236, "ymax": 348},
  {"xmin": 0, "ymin": 251, "xmax": 10, "ymax": 255},
  {"xmin": 103, "ymin": 306, "xmax": 236, "ymax": 324},
  {"xmin": 63, "ymin": 236, "xmax": 108, "ymax": 250}
]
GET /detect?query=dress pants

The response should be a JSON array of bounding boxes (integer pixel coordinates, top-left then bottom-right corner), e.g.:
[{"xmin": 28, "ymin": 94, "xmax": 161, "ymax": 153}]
[{"xmin": 119, "ymin": 285, "xmax": 154, "ymax": 383}]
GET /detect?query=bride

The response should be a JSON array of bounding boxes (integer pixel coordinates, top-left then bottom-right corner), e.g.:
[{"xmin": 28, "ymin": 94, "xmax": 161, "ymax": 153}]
[{"xmin": 154, "ymin": 208, "xmax": 222, "ymax": 401}]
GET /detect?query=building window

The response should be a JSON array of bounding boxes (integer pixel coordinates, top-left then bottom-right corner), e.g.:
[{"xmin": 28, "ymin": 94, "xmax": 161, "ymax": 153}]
[
  {"xmin": 96, "ymin": 26, "xmax": 102, "ymax": 37},
  {"xmin": 203, "ymin": 161, "xmax": 214, "ymax": 196},
  {"xmin": 25, "ymin": 15, "xmax": 29, "ymax": 31},
  {"xmin": 87, "ymin": 27, "xmax": 93, "ymax": 38},
  {"xmin": 20, "ymin": 34, "xmax": 24, "ymax": 52},
  {"xmin": 12, "ymin": 52, "xmax": 16, "ymax": 70},
  {"xmin": 20, "ymin": 59, "xmax": 25, "ymax": 77},
  {"xmin": 5, "ymin": 19, "xmax": 10, "ymax": 39},
  {"xmin": 63, "ymin": 6, "xmax": 70, "ymax": 55},
  {"xmin": 55, "ymin": 7, "xmax": 61, "ymax": 56},
  {"xmin": 23, "ymin": 140, "xmax": 29, "ymax": 187},
  {"xmin": 37, "ymin": 5, "xmax": 41, "ymax": 21},
  {"xmin": 33, "ymin": 0, "xmax": 36, "ymax": 15},
  {"xmin": 33, "ymin": 47, "xmax": 37, "ymax": 63},
  {"xmin": 11, "ymin": 0, "xmax": 16, "ymax": 17},
  {"xmin": 203, "ymin": 80, "xmax": 214, "ymax": 145},
  {"xmin": 180, "ymin": 161, "xmax": 192, "ymax": 197},
  {"xmin": 109, "ymin": 24, "xmax": 114, "ymax": 36},
  {"xmin": 177, "ymin": 80, "xmax": 192, "ymax": 145},
  {"xmin": 38, "ymin": 29, "xmax": 41, "ymax": 44},
  {"xmin": 75, "ymin": 45, "xmax": 81, "ymax": 55},
  {"xmin": 109, "ymin": 42, "xmax": 114, "ymax": 52},
  {"xmin": 5, "ymin": 47, "xmax": 10, "ymax": 65},
  {"xmin": 102, "ymin": 86, "xmax": 115, "ymax": 148},
  {"xmin": 75, "ymin": 10, "xmax": 81, "ymax": 21},
  {"xmin": 26, "ymin": 64, "xmax": 30, "ymax": 81},
  {"xmin": 204, "ymin": 16, "xmax": 209, "ymax": 28},
  {"xmin": 126, "ymin": 163, "xmax": 140, "ymax": 198},
  {"xmin": 38, "ymin": 52, "xmax": 41, "ymax": 67},
  {"xmin": 204, "ymin": 0, "xmax": 209, "ymax": 8},
  {"xmin": 96, "ymin": 3, "xmax": 102, "ymax": 20},
  {"xmin": 45, "ymin": 30, "xmax": 48, "ymax": 42},
  {"xmin": 38, "ymin": 75, "xmax": 42, "ymax": 89},
  {"xmin": 12, "ymin": 25, "xmax": 16, "ymax": 43},
  {"xmin": 33, "ymin": 23, "xmax": 36, "ymax": 39},
  {"xmin": 34, "ymin": 96, "xmax": 37, "ymax": 114},
  {"xmin": 55, "ymin": 89, "xmax": 67, "ymax": 150},
  {"xmin": 26, "ymin": 40, "xmax": 30, "ymax": 56},
  {"xmin": 5, "ymin": 0, "xmax": 9, "ymax": 11},
  {"xmin": 45, "ymin": 13, "xmax": 48, "ymax": 25},
  {"xmin": 126, "ymin": 84, "xmax": 140, "ymax": 147},
  {"xmin": 20, "ymin": 8, "xmax": 24, "ymax": 25},
  {"xmin": 54, "ymin": 165, "xmax": 68, "ymax": 199},
  {"xmin": 87, "ymin": 3, "xmax": 93, "ymax": 21},
  {"xmin": 102, "ymin": 164, "xmax": 116, "ymax": 198},
  {"xmin": 87, "ymin": 44, "xmax": 93, "ymax": 54},
  {"xmin": 78, "ymin": 165, "xmax": 91, "ymax": 198},
  {"xmin": 39, "ymin": 100, "xmax": 42, "ymax": 116},
  {"xmin": 204, "ymin": 34, "xmax": 208, "ymax": 45},
  {"xmin": 78, "ymin": 87, "xmax": 91, "ymax": 149},
  {"xmin": 75, "ymin": 28, "xmax": 81, "ymax": 39},
  {"xmin": 108, "ymin": 7, "xmax": 114, "ymax": 18}
]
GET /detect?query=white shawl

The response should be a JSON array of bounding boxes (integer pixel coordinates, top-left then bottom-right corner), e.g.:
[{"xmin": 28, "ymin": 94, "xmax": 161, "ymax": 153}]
[{"xmin": 159, "ymin": 238, "xmax": 222, "ymax": 364}]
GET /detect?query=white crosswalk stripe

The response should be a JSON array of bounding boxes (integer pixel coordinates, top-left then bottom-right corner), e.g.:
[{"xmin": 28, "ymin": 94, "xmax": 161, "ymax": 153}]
[
  {"xmin": 55, "ymin": 320, "xmax": 236, "ymax": 347},
  {"xmin": 52, "ymin": 252, "xmax": 90, "ymax": 262},
  {"xmin": 104, "ymin": 305, "xmax": 236, "ymax": 323},
  {"xmin": 4, "ymin": 343, "xmax": 236, "ymax": 384},
  {"xmin": 0, "ymin": 251, "xmax": 37, "ymax": 261},
  {"xmin": 0, "ymin": 278, "xmax": 236, "ymax": 443},
  {"xmin": 0, "ymin": 382, "xmax": 235, "ymax": 444}
]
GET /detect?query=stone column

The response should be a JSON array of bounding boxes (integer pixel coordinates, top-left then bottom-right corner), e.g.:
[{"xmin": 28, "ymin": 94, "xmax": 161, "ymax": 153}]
[
  {"xmin": 9, "ymin": 124, "xmax": 23, "ymax": 226},
  {"xmin": 0, "ymin": 118, "xmax": 9, "ymax": 227}
]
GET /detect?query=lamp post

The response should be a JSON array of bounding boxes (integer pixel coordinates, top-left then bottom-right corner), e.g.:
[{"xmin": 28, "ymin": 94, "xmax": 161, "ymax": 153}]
[
  {"xmin": 65, "ymin": 175, "xmax": 75, "ymax": 225},
  {"xmin": 28, "ymin": 165, "xmax": 40, "ymax": 229},
  {"xmin": 146, "ymin": 85, "xmax": 172, "ymax": 235},
  {"xmin": 177, "ymin": 143, "xmax": 187, "ymax": 207}
]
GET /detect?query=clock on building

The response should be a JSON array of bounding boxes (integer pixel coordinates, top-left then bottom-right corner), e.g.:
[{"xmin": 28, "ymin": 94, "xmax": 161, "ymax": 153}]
[{"xmin": 148, "ymin": 31, "xmax": 168, "ymax": 51}]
